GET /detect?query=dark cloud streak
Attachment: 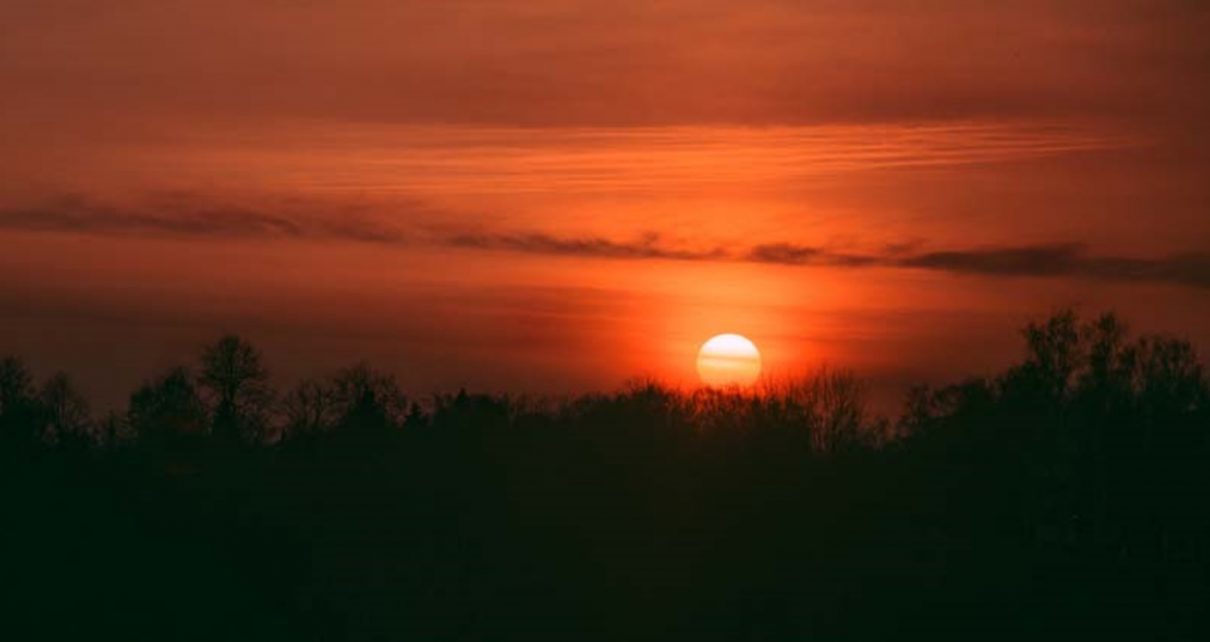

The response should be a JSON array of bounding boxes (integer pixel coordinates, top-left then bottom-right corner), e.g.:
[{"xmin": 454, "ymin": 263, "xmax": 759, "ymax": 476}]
[
  {"xmin": 447, "ymin": 232, "xmax": 726, "ymax": 262},
  {"xmin": 1, "ymin": 198, "xmax": 1207, "ymax": 289},
  {"xmin": 746, "ymin": 242, "xmax": 1210, "ymax": 289},
  {"xmin": 0, "ymin": 196, "xmax": 408, "ymax": 245}
]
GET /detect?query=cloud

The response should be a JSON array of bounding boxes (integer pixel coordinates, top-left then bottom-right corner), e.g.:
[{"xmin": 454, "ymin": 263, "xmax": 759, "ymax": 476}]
[
  {"xmin": 746, "ymin": 242, "xmax": 1210, "ymax": 289},
  {"xmin": 446, "ymin": 232, "xmax": 726, "ymax": 262},
  {"xmin": 0, "ymin": 194, "xmax": 408, "ymax": 244},
  {"xmin": 4, "ymin": 1, "xmax": 1207, "ymax": 128},
  {"xmin": 2, "ymin": 195, "xmax": 1207, "ymax": 289},
  {"xmin": 897, "ymin": 244, "xmax": 1086, "ymax": 276},
  {"xmin": 746, "ymin": 243, "xmax": 879, "ymax": 268},
  {"xmin": 446, "ymin": 235, "xmax": 1210, "ymax": 289}
]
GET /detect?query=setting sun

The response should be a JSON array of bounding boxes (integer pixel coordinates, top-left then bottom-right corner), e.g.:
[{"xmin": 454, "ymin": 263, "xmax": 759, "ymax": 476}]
[{"xmin": 696, "ymin": 333, "xmax": 762, "ymax": 387}]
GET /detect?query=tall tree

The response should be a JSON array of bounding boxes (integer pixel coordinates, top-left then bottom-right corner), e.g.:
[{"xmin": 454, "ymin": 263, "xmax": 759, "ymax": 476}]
[
  {"xmin": 38, "ymin": 372, "xmax": 91, "ymax": 449},
  {"xmin": 331, "ymin": 364, "xmax": 407, "ymax": 435},
  {"xmin": 0, "ymin": 356, "xmax": 38, "ymax": 450},
  {"xmin": 129, "ymin": 367, "xmax": 208, "ymax": 450},
  {"xmin": 282, "ymin": 378, "xmax": 338, "ymax": 439},
  {"xmin": 199, "ymin": 335, "xmax": 272, "ymax": 444}
]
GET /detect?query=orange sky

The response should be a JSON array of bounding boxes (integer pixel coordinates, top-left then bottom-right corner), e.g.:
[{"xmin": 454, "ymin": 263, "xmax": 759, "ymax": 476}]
[{"xmin": 2, "ymin": 1, "xmax": 1208, "ymax": 411}]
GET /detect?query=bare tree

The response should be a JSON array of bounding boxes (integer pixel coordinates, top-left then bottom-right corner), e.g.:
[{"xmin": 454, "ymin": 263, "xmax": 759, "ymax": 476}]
[
  {"xmin": 0, "ymin": 356, "xmax": 33, "ymax": 415},
  {"xmin": 38, "ymin": 372, "xmax": 91, "ymax": 448},
  {"xmin": 129, "ymin": 367, "xmax": 208, "ymax": 448},
  {"xmin": 199, "ymin": 335, "xmax": 273, "ymax": 444},
  {"xmin": 282, "ymin": 378, "xmax": 339, "ymax": 437},
  {"xmin": 1020, "ymin": 309, "xmax": 1083, "ymax": 401},
  {"xmin": 330, "ymin": 363, "xmax": 408, "ymax": 430},
  {"xmin": 96, "ymin": 411, "xmax": 133, "ymax": 449},
  {"xmin": 0, "ymin": 356, "xmax": 38, "ymax": 448},
  {"xmin": 803, "ymin": 368, "xmax": 869, "ymax": 453}
]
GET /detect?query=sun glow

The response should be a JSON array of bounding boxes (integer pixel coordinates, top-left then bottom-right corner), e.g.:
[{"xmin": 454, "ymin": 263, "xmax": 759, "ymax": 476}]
[{"xmin": 696, "ymin": 333, "xmax": 762, "ymax": 387}]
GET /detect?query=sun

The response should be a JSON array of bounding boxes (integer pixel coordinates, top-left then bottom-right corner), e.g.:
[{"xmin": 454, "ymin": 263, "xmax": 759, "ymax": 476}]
[{"xmin": 696, "ymin": 333, "xmax": 762, "ymax": 387}]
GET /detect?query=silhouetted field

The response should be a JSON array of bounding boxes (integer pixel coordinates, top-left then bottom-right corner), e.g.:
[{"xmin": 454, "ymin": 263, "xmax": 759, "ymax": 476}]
[{"xmin": 2, "ymin": 311, "xmax": 1208, "ymax": 641}]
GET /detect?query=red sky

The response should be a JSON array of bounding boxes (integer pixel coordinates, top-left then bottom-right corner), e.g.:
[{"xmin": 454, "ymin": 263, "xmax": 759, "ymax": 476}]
[{"xmin": 2, "ymin": 1, "xmax": 1208, "ymax": 411}]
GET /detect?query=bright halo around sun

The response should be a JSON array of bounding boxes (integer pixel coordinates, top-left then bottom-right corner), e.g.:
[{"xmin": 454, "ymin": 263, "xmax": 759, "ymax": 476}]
[{"xmin": 696, "ymin": 333, "xmax": 762, "ymax": 387}]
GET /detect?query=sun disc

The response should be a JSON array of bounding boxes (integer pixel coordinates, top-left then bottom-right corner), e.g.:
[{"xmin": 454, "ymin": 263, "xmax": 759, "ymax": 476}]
[{"xmin": 696, "ymin": 333, "xmax": 762, "ymax": 387}]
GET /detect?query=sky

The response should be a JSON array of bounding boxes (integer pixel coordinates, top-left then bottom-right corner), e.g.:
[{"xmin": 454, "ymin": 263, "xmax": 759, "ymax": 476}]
[{"xmin": 2, "ymin": 0, "xmax": 1209, "ymax": 412}]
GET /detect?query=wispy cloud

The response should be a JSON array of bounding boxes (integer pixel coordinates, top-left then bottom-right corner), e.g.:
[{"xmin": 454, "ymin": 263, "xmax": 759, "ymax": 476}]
[
  {"xmin": 447, "ymin": 232, "xmax": 726, "ymax": 262},
  {"xmin": 214, "ymin": 122, "xmax": 1132, "ymax": 196},
  {"xmin": 5, "ymin": 1, "xmax": 1206, "ymax": 128},
  {"xmin": 2, "ymin": 196, "xmax": 1207, "ymax": 289},
  {"xmin": 445, "ymin": 235, "xmax": 1210, "ymax": 289},
  {"xmin": 0, "ymin": 195, "xmax": 408, "ymax": 244},
  {"xmin": 746, "ymin": 243, "xmax": 880, "ymax": 268},
  {"xmin": 745, "ymin": 242, "xmax": 1210, "ymax": 289}
]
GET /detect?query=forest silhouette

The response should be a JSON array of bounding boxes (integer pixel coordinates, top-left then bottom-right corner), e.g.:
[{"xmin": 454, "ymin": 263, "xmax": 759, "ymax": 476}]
[{"xmin": 2, "ymin": 311, "xmax": 1207, "ymax": 641}]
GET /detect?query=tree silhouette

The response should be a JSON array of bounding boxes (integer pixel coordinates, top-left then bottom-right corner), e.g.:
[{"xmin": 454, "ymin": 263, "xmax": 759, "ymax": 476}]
[
  {"xmin": 1009, "ymin": 308, "xmax": 1083, "ymax": 404},
  {"xmin": 199, "ymin": 335, "xmax": 273, "ymax": 444},
  {"xmin": 333, "ymin": 364, "xmax": 406, "ymax": 424},
  {"xmin": 3, "ymin": 314, "xmax": 1208, "ymax": 641},
  {"xmin": 278, "ymin": 363, "xmax": 407, "ymax": 448},
  {"xmin": 282, "ymin": 377, "xmax": 339, "ymax": 439},
  {"xmin": 128, "ymin": 366, "xmax": 208, "ymax": 451},
  {"xmin": 37, "ymin": 372, "xmax": 91, "ymax": 450},
  {"xmin": 0, "ymin": 356, "xmax": 38, "ymax": 451},
  {"xmin": 95, "ymin": 410, "xmax": 131, "ymax": 449}
]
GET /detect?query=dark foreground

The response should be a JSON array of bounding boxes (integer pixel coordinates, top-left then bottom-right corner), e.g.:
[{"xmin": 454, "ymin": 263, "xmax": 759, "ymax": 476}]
[{"xmin": 3, "ymin": 312, "xmax": 1208, "ymax": 640}]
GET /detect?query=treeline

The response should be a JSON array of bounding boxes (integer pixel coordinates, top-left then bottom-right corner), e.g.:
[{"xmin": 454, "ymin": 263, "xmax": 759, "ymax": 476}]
[
  {"xmin": 0, "ymin": 334, "xmax": 883, "ymax": 454},
  {"xmin": 1, "ymin": 311, "xmax": 1208, "ymax": 641}
]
